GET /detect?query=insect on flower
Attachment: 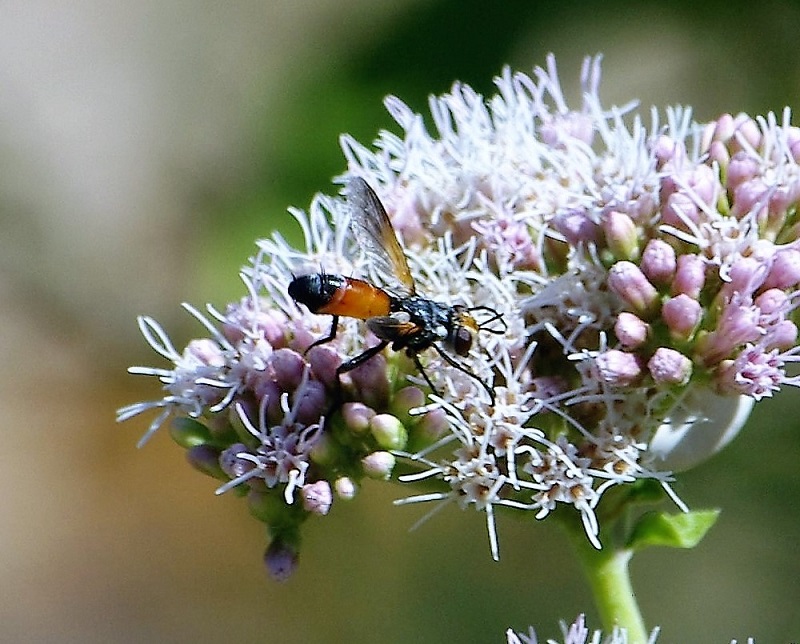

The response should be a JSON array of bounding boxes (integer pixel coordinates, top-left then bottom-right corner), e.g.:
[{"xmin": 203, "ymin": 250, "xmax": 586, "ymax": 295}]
[{"xmin": 288, "ymin": 177, "xmax": 505, "ymax": 404}]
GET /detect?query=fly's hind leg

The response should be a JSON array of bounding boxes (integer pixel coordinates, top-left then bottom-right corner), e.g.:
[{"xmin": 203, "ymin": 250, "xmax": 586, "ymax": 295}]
[
  {"xmin": 304, "ymin": 315, "xmax": 339, "ymax": 355},
  {"xmin": 321, "ymin": 340, "xmax": 390, "ymax": 430}
]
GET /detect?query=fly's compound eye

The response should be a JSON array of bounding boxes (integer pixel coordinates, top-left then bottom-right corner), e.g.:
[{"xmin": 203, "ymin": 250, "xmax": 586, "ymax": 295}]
[{"xmin": 452, "ymin": 325, "xmax": 474, "ymax": 356}]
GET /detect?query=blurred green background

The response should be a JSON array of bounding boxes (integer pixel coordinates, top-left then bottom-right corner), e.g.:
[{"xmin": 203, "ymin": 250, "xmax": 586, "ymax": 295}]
[{"xmin": 2, "ymin": 0, "xmax": 800, "ymax": 641}]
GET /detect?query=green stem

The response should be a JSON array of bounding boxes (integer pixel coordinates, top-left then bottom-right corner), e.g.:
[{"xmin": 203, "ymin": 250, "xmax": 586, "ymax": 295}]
[{"xmin": 571, "ymin": 535, "xmax": 648, "ymax": 644}]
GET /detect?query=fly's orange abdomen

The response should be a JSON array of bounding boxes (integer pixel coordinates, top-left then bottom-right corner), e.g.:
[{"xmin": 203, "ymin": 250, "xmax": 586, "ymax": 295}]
[{"xmin": 288, "ymin": 274, "xmax": 391, "ymax": 319}]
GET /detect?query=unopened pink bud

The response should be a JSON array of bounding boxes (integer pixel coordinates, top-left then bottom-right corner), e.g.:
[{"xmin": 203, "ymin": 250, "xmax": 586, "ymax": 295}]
[
  {"xmin": 301, "ymin": 481, "xmax": 333, "ymax": 515},
  {"xmin": 604, "ymin": 211, "xmax": 639, "ymax": 260},
  {"xmin": 595, "ymin": 349, "xmax": 642, "ymax": 386},
  {"xmin": 614, "ymin": 312, "xmax": 649, "ymax": 349},
  {"xmin": 767, "ymin": 319, "xmax": 798, "ymax": 350},
  {"xmin": 553, "ymin": 210, "xmax": 599, "ymax": 246},
  {"xmin": 608, "ymin": 261, "xmax": 659, "ymax": 317},
  {"xmin": 762, "ymin": 248, "xmax": 800, "ymax": 290},
  {"xmin": 672, "ymin": 254, "xmax": 706, "ymax": 298},
  {"xmin": 662, "ymin": 294, "xmax": 702, "ymax": 340},
  {"xmin": 342, "ymin": 402, "xmax": 375, "ymax": 434},
  {"xmin": 334, "ymin": 477, "xmax": 357, "ymax": 500},
  {"xmin": 648, "ymin": 347, "xmax": 692, "ymax": 385},
  {"xmin": 362, "ymin": 451, "xmax": 396, "ymax": 479},
  {"xmin": 726, "ymin": 151, "xmax": 759, "ymax": 191},
  {"xmin": 662, "ymin": 192, "xmax": 699, "ymax": 229},
  {"xmin": 755, "ymin": 288, "xmax": 789, "ymax": 315},
  {"xmin": 641, "ymin": 239, "xmax": 676, "ymax": 286},
  {"xmin": 264, "ymin": 540, "xmax": 298, "ymax": 582}
]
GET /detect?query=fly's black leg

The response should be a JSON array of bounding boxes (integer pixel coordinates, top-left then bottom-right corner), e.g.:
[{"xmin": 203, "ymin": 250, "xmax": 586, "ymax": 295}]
[
  {"xmin": 430, "ymin": 343, "xmax": 496, "ymax": 405},
  {"xmin": 304, "ymin": 315, "xmax": 339, "ymax": 355},
  {"xmin": 409, "ymin": 351, "xmax": 441, "ymax": 398},
  {"xmin": 337, "ymin": 340, "xmax": 390, "ymax": 376},
  {"xmin": 321, "ymin": 340, "xmax": 390, "ymax": 430}
]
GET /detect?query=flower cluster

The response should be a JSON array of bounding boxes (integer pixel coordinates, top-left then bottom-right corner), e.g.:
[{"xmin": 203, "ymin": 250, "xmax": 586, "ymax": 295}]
[{"xmin": 118, "ymin": 54, "xmax": 800, "ymax": 576}]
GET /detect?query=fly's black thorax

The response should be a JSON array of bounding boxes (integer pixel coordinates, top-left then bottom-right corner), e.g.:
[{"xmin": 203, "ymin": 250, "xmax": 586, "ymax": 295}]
[{"xmin": 390, "ymin": 296, "xmax": 460, "ymax": 351}]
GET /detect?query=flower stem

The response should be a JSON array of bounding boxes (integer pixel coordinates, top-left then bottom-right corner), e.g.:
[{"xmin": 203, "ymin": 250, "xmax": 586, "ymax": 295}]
[{"xmin": 571, "ymin": 534, "xmax": 648, "ymax": 643}]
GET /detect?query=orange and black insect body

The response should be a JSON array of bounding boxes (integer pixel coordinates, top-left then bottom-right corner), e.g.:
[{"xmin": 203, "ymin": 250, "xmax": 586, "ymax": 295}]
[{"xmin": 288, "ymin": 177, "xmax": 505, "ymax": 404}]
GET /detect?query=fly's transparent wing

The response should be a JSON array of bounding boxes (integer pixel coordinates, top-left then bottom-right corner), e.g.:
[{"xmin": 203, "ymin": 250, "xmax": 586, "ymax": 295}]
[{"xmin": 346, "ymin": 177, "xmax": 416, "ymax": 297}]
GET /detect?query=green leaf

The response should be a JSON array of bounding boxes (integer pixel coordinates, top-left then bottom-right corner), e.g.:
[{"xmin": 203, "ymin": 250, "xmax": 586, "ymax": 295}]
[{"xmin": 627, "ymin": 509, "xmax": 720, "ymax": 551}]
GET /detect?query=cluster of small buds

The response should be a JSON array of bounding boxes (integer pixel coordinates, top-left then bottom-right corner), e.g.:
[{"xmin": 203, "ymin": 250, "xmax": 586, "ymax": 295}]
[
  {"xmin": 117, "ymin": 261, "xmax": 445, "ymax": 578},
  {"xmin": 119, "ymin": 53, "xmax": 800, "ymax": 572}
]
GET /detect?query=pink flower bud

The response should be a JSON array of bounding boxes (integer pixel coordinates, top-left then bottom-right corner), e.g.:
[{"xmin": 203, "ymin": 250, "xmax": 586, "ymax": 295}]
[
  {"xmin": 755, "ymin": 288, "xmax": 789, "ymax": 316},
  {"xmin": 672, "ymin": 254, "xmax": 706, "ymax": 298},
  {"xmin": 766, "ymin": 319, "xmax": 798, "ymax": 350},
  {"xmin": 264, "ymin": 540, "xmax": 298, "ymax": 582},
  {"xmin": 648, "ymin": 347, "xmax": 692, "ymax": 385},
  {"xmin": 334, "ymin": 477, "xmax": 357, "ymax": 500},
  {"xmin": 608, "ymin": 261, "xmax": 659, "ymax": 317},
  {"xmin": 362, "ymin": 451, "xmax": 396, "ymax": 479},
  {"xmin": 662, "ymin": 192, "xmax": 699, "ymax": 229},
  {"xmin": 662, "ymin": 294, "xmax": 702, "ymax": 340},
  {"xmin": 301, "ymin": 480, "xmax": 333, "ymax": 515},
  {"xmin": 726, "ymin": 151, "xmax": 759, "ymax": 191},
  {"xmin": 762, "ymin": 248, "xmax": 800, "ymax": 290},
  {"xmin": 341, "ymin": 402, "xmax": 375, "ymax": 434},
  {"xmin": 553, "ymin": 210, "xmax": 599, "ymax": 246},
  {"xmin": 604, "ymin": 211, "xmax": 639, "ymax": 260},
  {"xmin": 614, "ymin": 312, "xmax": 649, "ymax": 349},
  {"xmin": 640, "ymin": 239, "xmax": 676, "ymax": 286},
  {"xmin": 595, "ymin": 349, "xmax": 642, "ymax": 386}
]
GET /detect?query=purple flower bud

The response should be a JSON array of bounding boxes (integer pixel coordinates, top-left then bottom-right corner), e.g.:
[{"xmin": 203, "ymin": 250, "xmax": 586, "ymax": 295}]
[
  {"xmin": 362, "ymin": 451, "xmax": 396, "ymax": 479},
  {"xmin": 415, "ymin": 407, "xmax": 449, "ymax": 442},
  {"xmin": 614, "ymin": 312, "xmax": 649, "ymax": 349},
  {"xmin": 711, "ymin": 113, "xmax": 736, "ymax": 142},
  {"xmin": 672, "ymin": 254, "xmax": 706, "ymax": 298},
  {"xmin": 334, "ymin": 476, "xmax": 356, "ymax": 500},
  {"xmin": 648, "ymin": 347, "xmax": 692, "ymax": 385},
  {"xmin": 553, "ymin": 210, "xmax": 599, "ymax": 246},
  {"xmin": 301, "ymin": 480, "xmax": 333, "ymax": 515},
  {"xmin": 264, "ymin": 539, "xmax": 298, "ymax": 582},
  {"xmin": 766, "ymin": 319, "xmax": 798, "ymax": 350},
  {"xmin": 707, "ymin": 140, "xmax": 729, "ymax": 166},
  {"xmin": 640, "ymin": 239, "xmax": 676, "ymax": 286},
  {"xmin": 662, "ymin": 192, "xmax": 699, "ymax": 229},
  {"xmin": 269, "ymin": 348, "xmax": 306, "ymax": 392},
  {"xmin": 787, "ymin": 126, "xmax": 800, "ymax": 162},
  {"xmin": 762, "ymin": 248, "xmax": 800, "ymax": 290},
  {"xmin": 722, "ymin": 256, "xmax": 767, "ymax": 297},
  {"xmin": 349, "ymin": 350, "xmax": 390, "ymax": 409},
  {"xmin": 733, "ymin": 114, "xmax": 762, "ymax": 151},
  {"xmin": 369, "ymin": 413, "xmax": 408, "ymax": 450},
  {"xmin": 595, "ymin": 349, "xmax": 642, "ymax": 386},
  {"xmin": 186, "ymin": 444, "xmax": 224, "ymax": 479},
  {"xmin": 755, "ymin": 288, "xmax": 789, "ymax": 316},
  {"xmin": 390, "ymin": 386, "xmax": 426, "ymax": 418},
  {"xmin": 607, "ymin": 261, "xmax": 659, "ymax": 318},
  {"xmin": 731, "ymin": 177, "xmax": 769, "ymax": 219},
  {"xmin": 293, "ymin": 380, "xmax": 328, "ymax": 426},
  {"xmin": 662, "ymin": 294, "xmax": 702, "ymax": 340},
  {"xmin": 653, "ymin": 134, "xmax": 686, "ymax": 166},
  {"xmin": 726, "ymin": 151, "xmax": 760, "ymax": 191},
  {"xmin": 341, "ymin": 402, "xmax": 375, "ymax": 434},
  {"xmin": 306, "ymin": 345, "xmax": 342, "ymax": 390},
  {"xmin": 186, "ymin": 338, "xmax": 226, "ymax": 367},
  {"xmin": 603, "ymin": 211, "xmax": 639, "ymax": 260},
  {"xmin": 689, "ymin": 165, "xmax": 719, "ymax": 208}
]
